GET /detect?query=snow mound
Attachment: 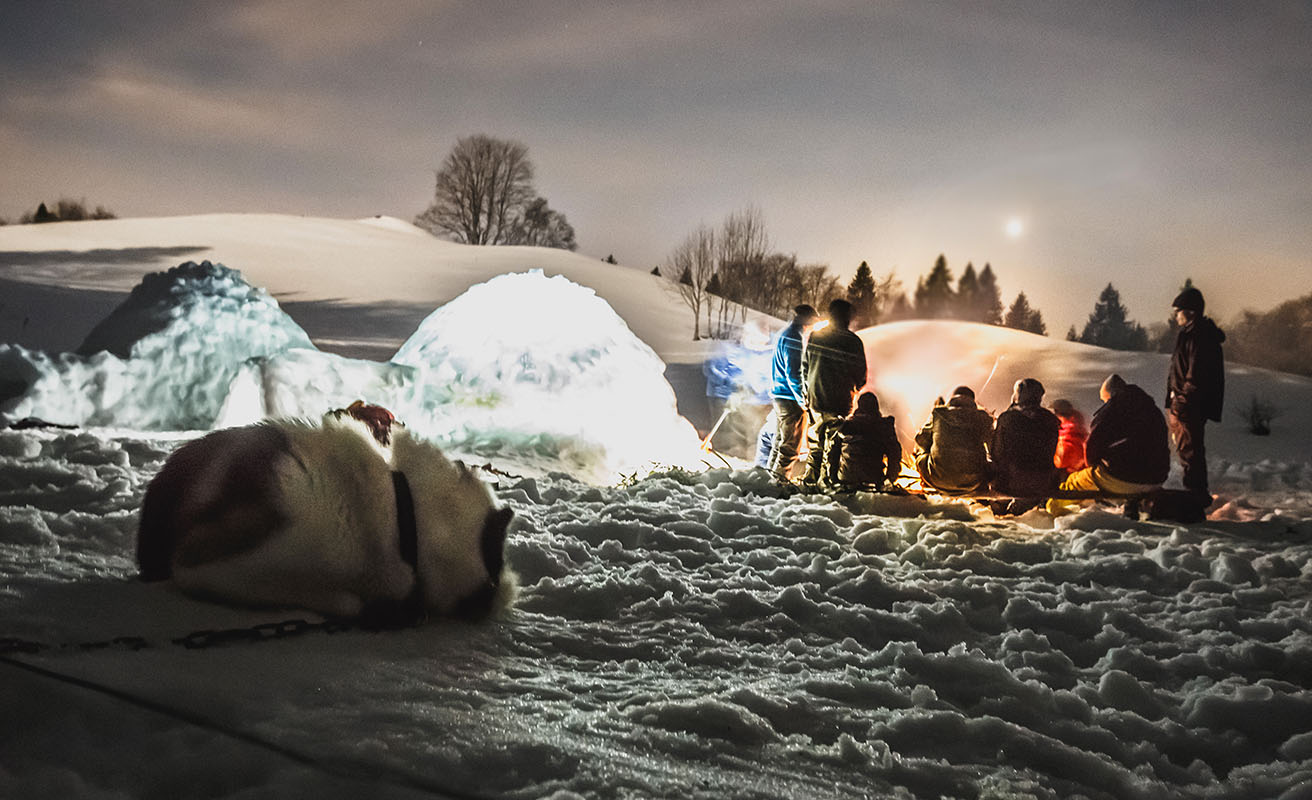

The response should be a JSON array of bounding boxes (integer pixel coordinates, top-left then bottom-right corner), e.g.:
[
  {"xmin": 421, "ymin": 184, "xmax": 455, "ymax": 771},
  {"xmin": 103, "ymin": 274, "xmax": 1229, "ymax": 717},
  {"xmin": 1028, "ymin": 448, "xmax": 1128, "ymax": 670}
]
[
  {"xmin": 0, "ymin": 261, "xmax": 314, "ymax": 429},
  {"xmin": 219, "ymin": 271, "xmax": 704, "ymax": 482}
]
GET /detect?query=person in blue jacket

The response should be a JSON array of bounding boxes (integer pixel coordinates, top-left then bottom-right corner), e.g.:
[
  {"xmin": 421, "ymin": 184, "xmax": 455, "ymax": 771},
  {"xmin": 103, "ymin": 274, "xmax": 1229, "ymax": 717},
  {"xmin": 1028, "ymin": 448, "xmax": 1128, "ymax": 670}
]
[{"xmin": 766, "ymin": 304, "xmax": 818, "ymax": 481}]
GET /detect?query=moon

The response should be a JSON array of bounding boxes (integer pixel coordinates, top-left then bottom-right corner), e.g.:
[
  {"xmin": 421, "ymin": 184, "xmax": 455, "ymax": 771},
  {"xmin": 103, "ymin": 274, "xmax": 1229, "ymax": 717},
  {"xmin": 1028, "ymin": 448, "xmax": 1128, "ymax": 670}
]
[{"xmin": 1005, "ymin": 217, "xmax": 1025, "ymax": 239}]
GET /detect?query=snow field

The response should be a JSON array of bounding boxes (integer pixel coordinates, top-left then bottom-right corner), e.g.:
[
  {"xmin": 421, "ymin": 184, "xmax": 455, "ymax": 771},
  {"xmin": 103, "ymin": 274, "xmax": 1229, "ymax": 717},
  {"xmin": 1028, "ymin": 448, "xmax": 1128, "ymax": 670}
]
[{"xmin": 3, "ymin": 426, "xmax": 1310, "ymax": 798}]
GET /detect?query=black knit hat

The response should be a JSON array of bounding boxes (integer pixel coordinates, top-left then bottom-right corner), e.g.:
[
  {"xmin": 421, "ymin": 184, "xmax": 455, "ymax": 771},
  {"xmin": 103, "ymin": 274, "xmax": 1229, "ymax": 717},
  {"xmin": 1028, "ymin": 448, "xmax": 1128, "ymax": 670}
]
[{"xmin": 1172, "ymin": 287, "xmax": 1204, "ymax": 313}]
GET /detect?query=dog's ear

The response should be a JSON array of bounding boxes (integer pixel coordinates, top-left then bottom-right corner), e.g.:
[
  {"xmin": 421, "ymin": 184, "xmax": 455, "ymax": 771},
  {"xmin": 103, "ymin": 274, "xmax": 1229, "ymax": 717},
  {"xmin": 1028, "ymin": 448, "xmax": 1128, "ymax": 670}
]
[{"xmin": 481, "ymin": 507, "xmax": 513, "ymax": 579}]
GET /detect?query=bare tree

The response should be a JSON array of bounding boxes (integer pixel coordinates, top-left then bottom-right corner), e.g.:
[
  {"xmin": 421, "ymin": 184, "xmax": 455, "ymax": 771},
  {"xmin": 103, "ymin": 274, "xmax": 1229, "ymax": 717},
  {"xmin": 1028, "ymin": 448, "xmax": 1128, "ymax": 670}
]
[
  {"xmin": 507, "ymin": 196, "xmax": 577, "ymax": 250},
  {"xmin": 795, "ymin": 262, "xmax": 842, "ymax": 310},
  {"xmin": 714, "ymin": 206, "xmax": 770, "ymax": 331},
  {"xmin": 666, "ymin": 224, "xmax": 717, "ymax": 340},
  {"xmin": 415, "ymin": 134, "xmax": 535, "ymax": 245}
]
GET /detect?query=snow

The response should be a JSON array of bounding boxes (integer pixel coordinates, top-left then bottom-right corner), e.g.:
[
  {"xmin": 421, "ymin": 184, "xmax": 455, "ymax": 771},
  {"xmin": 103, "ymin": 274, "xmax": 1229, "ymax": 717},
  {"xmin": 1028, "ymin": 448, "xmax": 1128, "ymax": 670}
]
[
  {"xmin": 2, "ymin": 215, "xmax": 1312, "ymax": 798},
  {"xmin": 0, "ymin": 261, "xmax": 314, "ymax": 430}
]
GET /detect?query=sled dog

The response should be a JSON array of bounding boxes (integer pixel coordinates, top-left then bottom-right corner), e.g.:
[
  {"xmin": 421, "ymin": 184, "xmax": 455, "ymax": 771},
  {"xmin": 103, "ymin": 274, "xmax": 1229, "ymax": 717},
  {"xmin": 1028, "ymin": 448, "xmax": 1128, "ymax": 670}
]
[{"xmin": 137, "ymin": 404, "xmax": 516, "ymax": 624}]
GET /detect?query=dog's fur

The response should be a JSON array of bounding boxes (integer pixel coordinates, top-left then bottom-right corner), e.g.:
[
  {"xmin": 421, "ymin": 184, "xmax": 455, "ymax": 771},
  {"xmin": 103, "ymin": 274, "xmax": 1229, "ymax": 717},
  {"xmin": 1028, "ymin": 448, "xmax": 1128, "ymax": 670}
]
[{"xmin": 137, "ymin": 411, "xmax": 516, "ymax": 624}]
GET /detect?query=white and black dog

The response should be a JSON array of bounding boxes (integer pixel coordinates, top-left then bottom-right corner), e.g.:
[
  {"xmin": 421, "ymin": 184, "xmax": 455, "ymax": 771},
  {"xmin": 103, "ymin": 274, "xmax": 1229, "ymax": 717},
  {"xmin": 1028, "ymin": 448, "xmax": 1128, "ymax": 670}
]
[{"xmin": 137, "ymin": 403, "xmax": 516, "ymax": 626}]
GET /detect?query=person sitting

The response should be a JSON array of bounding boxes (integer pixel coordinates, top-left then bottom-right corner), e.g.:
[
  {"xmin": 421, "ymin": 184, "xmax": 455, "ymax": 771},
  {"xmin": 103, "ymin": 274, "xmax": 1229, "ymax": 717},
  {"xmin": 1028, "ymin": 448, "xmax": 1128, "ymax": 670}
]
[
  {"xmin": 914, "ymin": 386, "xmax": 994, "ymax": 494},
  {"xmin": 991, "ymin": 378, "xmax": 1060, "ymax": 498},
  {"xmin": 1051, "ymin": 398, "xmax": 1089, "ymax": 473},
  {"xmin": 835, "ymin": 392, "xmax": 902, "ymax": 491},
  {"xmin": 1047, "ymin": 374, "xmax": 1170, "ymax": 514}
]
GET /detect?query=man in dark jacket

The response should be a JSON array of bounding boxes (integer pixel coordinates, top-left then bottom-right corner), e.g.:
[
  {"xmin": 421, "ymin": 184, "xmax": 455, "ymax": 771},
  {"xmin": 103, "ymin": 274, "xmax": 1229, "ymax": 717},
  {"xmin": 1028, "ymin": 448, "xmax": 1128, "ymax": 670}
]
[
  {"xmin": 914, "ymin": 386, "xmax": 994, "ymax": 494},
  {"xmin": 1166, "ymin": 287, "xmax": 1225, "ymax": 499},
  {"xmin": 1049, "ymin": 374, "xmax": 1170, "ymax": 512},
  {"xmin": 992, "ymin": 378, "xmax": 1060, "ymax": 497},
  {"xmin": 766, "ymin": 304, "xmax": 817, "ymax": 481},
  {"xmin": 836, "ymin": 392, "xmax": 902, "ymax": 490},
  {"xmin": 800, "ymin": 299, "xmax": 867, "ymax": 486}
]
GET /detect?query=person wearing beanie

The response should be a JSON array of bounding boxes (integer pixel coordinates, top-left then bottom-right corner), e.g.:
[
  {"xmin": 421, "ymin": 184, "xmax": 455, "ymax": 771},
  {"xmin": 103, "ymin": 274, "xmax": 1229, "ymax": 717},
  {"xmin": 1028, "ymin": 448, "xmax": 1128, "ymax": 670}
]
[
  {"xmin": 835, "ymin": 391, "xmax": 903, "ymax": 490},
  {"xmin": 991, "ymin": 378, "xmax": 1060, "ymax": 502},
  {"xmin": 914, "ymin": 385, "xmax": 994, "ymax": 494},
  {"xmin": 1166, "ymin": 286, "xmax": 1226, "ymax": 501},
  {"xmin": 767, "ymin": 304, "xmax": 819, "ymax": 481},
  {"xmin": 1048, "ymin": 374, "xmax": 1170, "ymax": 514},
  {"xmin": 800, "ymin": 298, "xmax": 868, "ymax": 486}
]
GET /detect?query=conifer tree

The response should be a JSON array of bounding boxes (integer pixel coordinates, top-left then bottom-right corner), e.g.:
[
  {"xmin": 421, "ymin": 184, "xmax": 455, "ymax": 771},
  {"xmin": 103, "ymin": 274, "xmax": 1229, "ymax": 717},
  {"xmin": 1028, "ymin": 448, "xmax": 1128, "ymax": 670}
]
[
  {"xmin": 1004, "ymin": 292, "xmax": 1047, "ymax": 335},
  {"xmin": 847, "ymin": 261, "xmax": 877, "ymax": 328},
  {"xmin": 1078, "ymin": 283, "xmax": 1149, "ymax": 350},
  {"xmin": 976, "ymin": 263, "xmax": 1004, "ymax": 325},
  {"xmin": 914, "ymin": 254, "xmax": 955, "ymax": 318},
  {"xmin": 956, "ymin": 263, "xmax": 980, "ymax": 321}
]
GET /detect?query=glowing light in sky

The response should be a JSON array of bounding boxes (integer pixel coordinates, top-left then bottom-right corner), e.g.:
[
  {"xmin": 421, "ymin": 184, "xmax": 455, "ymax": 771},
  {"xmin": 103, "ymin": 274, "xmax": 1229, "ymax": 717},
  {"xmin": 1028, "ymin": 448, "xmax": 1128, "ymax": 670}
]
[{"xmin": 1005, "ymin": 217, "xmax": 1025, "ymax": 239}]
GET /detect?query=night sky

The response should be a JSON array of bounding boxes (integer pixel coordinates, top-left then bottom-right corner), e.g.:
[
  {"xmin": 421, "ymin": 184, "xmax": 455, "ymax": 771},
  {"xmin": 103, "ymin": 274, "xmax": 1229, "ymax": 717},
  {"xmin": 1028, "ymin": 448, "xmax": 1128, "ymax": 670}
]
[{"xmin": 3, "ymin": 1, "xmax": 1309, "ymax": 333}]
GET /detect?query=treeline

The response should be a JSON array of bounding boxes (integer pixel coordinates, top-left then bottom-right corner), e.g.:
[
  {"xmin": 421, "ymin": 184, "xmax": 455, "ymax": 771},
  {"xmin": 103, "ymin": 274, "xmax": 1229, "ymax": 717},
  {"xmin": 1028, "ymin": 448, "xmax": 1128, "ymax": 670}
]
[
  {"xmin": 659, "ymin": 215, "xmax": 1052, "ymax": 342},
  {"xmin": 1, "ymin": 198, "xmax": 117, "ymax": 226},
  {"xmin": 1226, "ymin": 293, "xmax": 1312, "ymax": 377},
  {"xmin": 659, "ymin": 207, "xmax": 843, "ymax": 339}
]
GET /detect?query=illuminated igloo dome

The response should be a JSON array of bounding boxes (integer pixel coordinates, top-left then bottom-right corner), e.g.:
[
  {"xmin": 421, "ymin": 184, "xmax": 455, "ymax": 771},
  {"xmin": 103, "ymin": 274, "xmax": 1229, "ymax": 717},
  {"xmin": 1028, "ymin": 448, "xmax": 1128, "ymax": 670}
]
[{"xmin": 392, "ymin": 270, "xmax": 702, "ymax": 479}]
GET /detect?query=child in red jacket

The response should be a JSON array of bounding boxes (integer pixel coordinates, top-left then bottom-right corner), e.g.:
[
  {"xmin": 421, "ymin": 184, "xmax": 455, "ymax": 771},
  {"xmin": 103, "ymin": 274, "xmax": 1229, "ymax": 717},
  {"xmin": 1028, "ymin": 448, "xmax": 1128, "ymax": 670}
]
[{"xmin": 1051, "ymin": 399, "xmax": 1088, "ymax": 473}]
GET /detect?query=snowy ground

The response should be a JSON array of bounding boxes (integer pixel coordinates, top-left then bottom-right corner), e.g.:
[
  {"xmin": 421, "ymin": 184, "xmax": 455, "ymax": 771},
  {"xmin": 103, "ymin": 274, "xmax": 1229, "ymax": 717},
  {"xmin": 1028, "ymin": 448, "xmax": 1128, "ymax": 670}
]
[{"xmin": 2, "ymin": 215, "xmax": 1311, "ymax": 798}]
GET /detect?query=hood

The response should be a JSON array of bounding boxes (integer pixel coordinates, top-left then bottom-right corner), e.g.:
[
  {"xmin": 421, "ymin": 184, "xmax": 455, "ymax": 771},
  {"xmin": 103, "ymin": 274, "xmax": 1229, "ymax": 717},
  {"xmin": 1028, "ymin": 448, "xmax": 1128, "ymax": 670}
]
[{"xmin": 1186, "ymin": 316, "xmax": 1227, "ymax": 344}]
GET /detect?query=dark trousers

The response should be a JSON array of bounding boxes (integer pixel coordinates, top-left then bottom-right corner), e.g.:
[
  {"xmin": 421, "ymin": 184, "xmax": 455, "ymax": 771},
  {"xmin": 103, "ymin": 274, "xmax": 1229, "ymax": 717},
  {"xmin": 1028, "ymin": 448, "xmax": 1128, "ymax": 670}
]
[
  {"xmin": 1169, "ymin": 411, "xmax": 1209, "ymax": 494},
  {"xmin": 768, "ymin": 398, "xmax": 806, "ymax": 479},
  {"xmin": 803, "ymin": 410, "xmax": 845, "ymax": 485}
]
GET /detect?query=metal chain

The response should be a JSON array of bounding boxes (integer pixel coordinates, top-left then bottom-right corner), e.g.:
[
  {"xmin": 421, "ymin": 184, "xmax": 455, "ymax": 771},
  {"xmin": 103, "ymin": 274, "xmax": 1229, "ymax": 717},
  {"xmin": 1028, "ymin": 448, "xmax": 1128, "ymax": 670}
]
[{"xmin": 1, "ymin": 617, "xmax": 356, "ymax": 657}]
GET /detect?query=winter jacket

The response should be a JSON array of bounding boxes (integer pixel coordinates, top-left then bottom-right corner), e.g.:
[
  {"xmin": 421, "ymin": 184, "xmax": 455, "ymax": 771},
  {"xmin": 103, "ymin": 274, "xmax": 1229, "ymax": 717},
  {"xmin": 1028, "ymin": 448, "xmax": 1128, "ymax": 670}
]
[
  {"xmin": 1087, "ymin": 383, "xmax": 1169, "ymax": 485},
  {"xmin": 1167, "ymin": 316, "xmax": 1226, "ymax": 422},
  {"xmin": 914, "ymin": 396, "xmax": 994, "ymax": 493},
  {"xmin": 837, "ymin": 409, "xmax": 902, "ymax": 487},
  {"xmin": 1054, "ymin": 414, "xmax": 1088, "ymax": 472},
  {"xmin": 991, "ymin": 403, "xmax": 1059, "ymax": 496},
  {"xmin": 703, "ymin": 345, "xmax": 740, "ymax": 400},
  {"xmin": 771, "ymin": 320, "xmax": 809, "ymax": 403},
  {"xmin": 801, "ymin": 325, "xmax": 867, "ymax": 415}
]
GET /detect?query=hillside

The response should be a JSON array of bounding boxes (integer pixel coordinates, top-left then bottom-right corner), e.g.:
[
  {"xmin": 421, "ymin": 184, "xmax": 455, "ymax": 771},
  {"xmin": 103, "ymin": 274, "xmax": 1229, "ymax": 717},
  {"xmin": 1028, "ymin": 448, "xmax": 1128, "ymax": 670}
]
[
  {"xmin": 2, "ymin": 213, "xmax": 1308, "ymax": 465},
  {"xmin": 0, "ymin": 213, "xmax": 758, "ymax": 365}
]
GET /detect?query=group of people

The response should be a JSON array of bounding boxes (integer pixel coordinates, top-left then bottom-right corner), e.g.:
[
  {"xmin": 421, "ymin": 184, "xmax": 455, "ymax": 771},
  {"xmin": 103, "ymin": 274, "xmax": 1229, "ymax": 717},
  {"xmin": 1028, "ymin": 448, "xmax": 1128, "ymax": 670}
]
[{"xmin": 760, "ymin": 287, "xmax": 1226, "ymax": 514}]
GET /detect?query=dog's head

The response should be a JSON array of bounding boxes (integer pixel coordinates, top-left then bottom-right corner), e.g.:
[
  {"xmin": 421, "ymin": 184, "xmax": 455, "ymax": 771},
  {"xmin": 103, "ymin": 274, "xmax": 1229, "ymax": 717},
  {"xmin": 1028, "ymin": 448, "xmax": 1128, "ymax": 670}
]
[{"xmin": 390, "ymin": 430, "xmax": 518, "ymax": 620}]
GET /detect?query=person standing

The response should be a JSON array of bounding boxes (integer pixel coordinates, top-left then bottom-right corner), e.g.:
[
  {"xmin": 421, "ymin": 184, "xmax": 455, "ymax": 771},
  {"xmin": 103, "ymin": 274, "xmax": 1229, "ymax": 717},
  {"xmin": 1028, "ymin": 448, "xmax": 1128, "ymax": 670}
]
[
  {"xmin": 800, "ymin": 299, "xmax": 867, "ymax": 487},
  {"xmin": 1166, "ymin": 287, "xmax": 1225, "ymax": 501},
  {"xmin": 766, "ymin": 305, "xmax": 818, "ymax": 481}
]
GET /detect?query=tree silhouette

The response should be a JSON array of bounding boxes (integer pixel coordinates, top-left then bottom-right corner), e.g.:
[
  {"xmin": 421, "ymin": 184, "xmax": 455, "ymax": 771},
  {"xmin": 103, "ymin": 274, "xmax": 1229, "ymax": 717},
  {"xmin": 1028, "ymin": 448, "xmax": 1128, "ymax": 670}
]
[
  {"xmin": 415, "ymin": 134, "xmax": 575, "ymax": 250},
  {"xmin": 914, "ymin": 254, "xmax": 955, "ymax": 318},
  {"xmin": 1077, "ymin": 283, "xmax": 1149, "ymax": 350},
  {"xmin": 976, "ymin": 264, "xmax": 1004, "ymax": 325},
  {"xmin": 847, "ymin": 261, "xmax": 876, "ymax": 328},
  {"xmin": 1003, "ymin": 292, "xmax": 1047, "ymax": 335}
]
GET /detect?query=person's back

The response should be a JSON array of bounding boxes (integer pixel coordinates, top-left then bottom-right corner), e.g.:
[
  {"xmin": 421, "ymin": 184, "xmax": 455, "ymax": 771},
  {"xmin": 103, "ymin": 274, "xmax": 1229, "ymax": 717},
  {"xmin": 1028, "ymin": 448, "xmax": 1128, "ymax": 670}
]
[
  {"xmin": 1088, "ymin": 382, "xmax": 1170, "ymax": 485},
  {"xmin": 915, "ymin": 389, "xmax": 993, "ymax": 493},
  {"xmin": 802, "ymin": 323, "xmax": 867, "ymax": 415},
  {"xmin": 837, "ymin": 393, "xmax": 901, "ymax": 489},
  {"xmin": 993, "ymin": 406, "xmax": 1059, "ymax": 496}
]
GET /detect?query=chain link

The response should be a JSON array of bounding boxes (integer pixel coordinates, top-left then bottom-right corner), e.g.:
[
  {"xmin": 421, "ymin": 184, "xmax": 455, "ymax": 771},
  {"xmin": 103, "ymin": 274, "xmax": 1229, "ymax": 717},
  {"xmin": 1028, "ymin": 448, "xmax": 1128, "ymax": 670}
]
[{"xmin": 1, "ymin": 617, "xmax": 356, "ymax": 657}]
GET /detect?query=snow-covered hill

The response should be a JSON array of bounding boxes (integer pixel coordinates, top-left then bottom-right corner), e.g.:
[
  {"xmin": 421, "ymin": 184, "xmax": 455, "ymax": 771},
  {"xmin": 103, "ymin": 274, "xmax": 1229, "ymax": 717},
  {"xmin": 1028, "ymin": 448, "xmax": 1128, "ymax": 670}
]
[
  {"xmin": 0, "ymin": 213, "xmax": 741, "ymax": 364},
  {"xmin": 858, "ymin": 320, "xmax": 1312, "ymax": 464},
  {"xmin": 2, "ymin": 214, "xmax": 1311, "ymax": 798}
]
